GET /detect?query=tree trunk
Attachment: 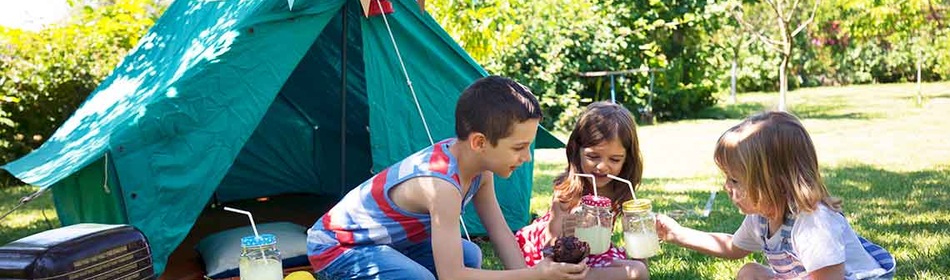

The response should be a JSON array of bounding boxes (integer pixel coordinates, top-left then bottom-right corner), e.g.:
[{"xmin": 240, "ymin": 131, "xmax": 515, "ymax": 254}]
[
  {"xmin": 731, "ymin": 57, "xmax": 738, "ymax": 104},
  {"xmin": 917, "ymin": 47, "xmax": 923, "ymax": 106},
  {"xmin": 731, "ymin": 45, "xmax": 739, "ymax": 104},
  {"xmin": 779, "ymin": 55, "xmax": 788, "ymax": 111}
]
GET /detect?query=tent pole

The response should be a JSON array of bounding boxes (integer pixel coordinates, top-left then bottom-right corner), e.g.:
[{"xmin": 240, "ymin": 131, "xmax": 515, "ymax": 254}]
[{"xmin": 340, "ymin": 3, "xmax": 348, "ymax": 197}]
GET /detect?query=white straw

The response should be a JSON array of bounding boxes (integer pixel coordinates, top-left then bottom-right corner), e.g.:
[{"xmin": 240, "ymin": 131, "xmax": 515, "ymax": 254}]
[
  {"xmin": 223, "ymin": 207, "xmax": 260, "ymax": 238},
  {"xmin": 574, "ymin": 173, "xmax": 601, "ymax": 227},
  {"xmin": 605, "ymin": 174, "xmax": 637, "ymax": 201},
  {"xmin": 575, "ymin": 173, "xmax": 598, "ymax": 198}
]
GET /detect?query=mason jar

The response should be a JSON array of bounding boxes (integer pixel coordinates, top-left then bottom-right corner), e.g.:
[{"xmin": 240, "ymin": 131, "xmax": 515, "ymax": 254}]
[
  {"xmin": 621, "ymin": 199, "xmax": 660, "ymax": 259},
  {"xmin": 239, "ymin": 233, "xmax": 283, "ymax": 280},
  {"xmin": 566, "ymin": 195, "xmax": 613, "ymax": 255}
]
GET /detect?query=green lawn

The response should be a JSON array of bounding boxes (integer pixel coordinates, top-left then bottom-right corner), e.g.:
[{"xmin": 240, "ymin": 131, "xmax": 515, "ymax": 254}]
[
  {"xmin": 494, "ymin": 82, "xmax": 950, "ymax": 279},
  {"xmin": 2, "ymin": 82, "xmax": 949, "ymax": 279}
]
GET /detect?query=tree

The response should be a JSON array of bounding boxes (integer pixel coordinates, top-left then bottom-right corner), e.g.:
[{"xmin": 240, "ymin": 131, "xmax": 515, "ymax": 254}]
[{"xmin": 730, "ymin": 0, "xmax": 820, "ymax": 111}]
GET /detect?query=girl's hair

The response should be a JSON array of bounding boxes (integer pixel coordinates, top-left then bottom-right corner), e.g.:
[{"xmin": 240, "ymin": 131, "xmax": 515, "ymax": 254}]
[
  {"xmin": 553, "ymin": 102, "xmax": 643, "ymax": 213},
  {"xmin": 714, "ymin": 111, "xmax": 836, "ymax": 220}
]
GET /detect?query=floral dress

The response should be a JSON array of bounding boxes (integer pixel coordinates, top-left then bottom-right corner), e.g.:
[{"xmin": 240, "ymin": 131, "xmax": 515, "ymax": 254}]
[{"xmin": 515, "ymin": 212, "xmax": 628, "ymax": 267}]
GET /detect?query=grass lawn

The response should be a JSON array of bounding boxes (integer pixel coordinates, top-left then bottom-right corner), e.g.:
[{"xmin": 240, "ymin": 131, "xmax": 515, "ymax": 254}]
[
  {"xmin": 488, "ymin": 82, "xmax": 950, "ymax": 279},
  {"xmin": 2, "ymin": 82, "xmax": 949, "ymax": 279}
]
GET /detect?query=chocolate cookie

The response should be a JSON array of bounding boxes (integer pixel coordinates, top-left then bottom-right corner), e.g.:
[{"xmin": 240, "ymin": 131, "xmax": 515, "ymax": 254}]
[{"xmin": 542, "ymin": 236, "xmax": 590, "ymax": 264}]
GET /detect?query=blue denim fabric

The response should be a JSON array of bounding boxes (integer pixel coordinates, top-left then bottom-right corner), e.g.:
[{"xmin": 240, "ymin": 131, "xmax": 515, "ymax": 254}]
[{"xmin": 316, "ymin": 239, "xmax": 482, "ymax": 279}]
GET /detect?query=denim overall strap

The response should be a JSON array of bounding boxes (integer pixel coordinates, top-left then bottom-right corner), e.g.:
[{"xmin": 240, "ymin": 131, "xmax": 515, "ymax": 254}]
[{"xmin": 758, "ymin": 215, "xmax": 808, "ymax": 279}]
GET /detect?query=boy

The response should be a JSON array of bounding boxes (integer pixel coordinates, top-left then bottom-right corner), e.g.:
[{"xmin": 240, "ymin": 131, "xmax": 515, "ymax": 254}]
[{"xmin": 307, "ymin": 76, "xmax": 589, "ymax": 280}]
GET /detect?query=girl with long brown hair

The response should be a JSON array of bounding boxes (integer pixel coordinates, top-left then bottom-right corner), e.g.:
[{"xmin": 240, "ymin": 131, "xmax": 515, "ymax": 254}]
[{"xmin": 515, "ymin": 101, "xmax": 649, "ymax": 280}]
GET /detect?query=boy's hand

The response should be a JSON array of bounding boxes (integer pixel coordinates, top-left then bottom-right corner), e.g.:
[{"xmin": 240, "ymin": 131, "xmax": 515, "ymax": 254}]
[
  {"xmin": 655, "ymin": 213, "xmax": 683, "ymax": 244},
  {"xmin": 534, "ymin": 258, "xmax": 588, "ymax": 280}
]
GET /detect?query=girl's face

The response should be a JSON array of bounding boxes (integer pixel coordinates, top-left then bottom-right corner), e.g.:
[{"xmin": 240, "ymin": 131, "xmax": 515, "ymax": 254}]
[
  {"xmin": 722, "ymin": 172, "xmax": 756, "ymax": 214},
  {"xmin": 580, "ymin": 138, "xmax": 627, "ymax": 189}
]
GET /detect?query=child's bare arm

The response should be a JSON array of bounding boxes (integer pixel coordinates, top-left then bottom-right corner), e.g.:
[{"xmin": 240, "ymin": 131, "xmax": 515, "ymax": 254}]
[
  {"xmin": 655, "ymin": 214, "xmax": 751, "ymax": 259},
  {"xmin": 808, "ymin": 263, "xmax": 845, "ymax": 280},
  {"xmin": 545, "ymin": 192, "xmax": 572, "ymax": 244},
  {"xmin": 472, "ymin": 173, "xmax": 526, "ymax": 269}
]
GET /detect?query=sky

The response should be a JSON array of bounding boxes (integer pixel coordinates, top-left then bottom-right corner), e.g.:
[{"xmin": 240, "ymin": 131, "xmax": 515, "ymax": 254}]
[{"xmin": 0, "ymin": 0, "xmax": 71, "ymax": 31}]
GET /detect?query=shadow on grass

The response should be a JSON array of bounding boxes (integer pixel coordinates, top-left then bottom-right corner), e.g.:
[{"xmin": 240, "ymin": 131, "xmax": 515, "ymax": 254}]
[
  {"xmin": 823, "ymin": 164, "xmax": 950, "ymax": 278},
  {"xmin": 641, "ymin": 164, "xmax": 950, "ymax": 279},
  {"xmin": 506, "ymin": 163, "xmax": 950, "ymax": 278},
  {"xmin": 789, "ymin": 102, "xmax": 878, "ymax": 120},
  {"xmin": 902, "ymin": 93, "xmax": 950, "ymax": 100},
  {"xmin": 695, "ymin": 102, "xmax": 768, "ymax": 120}
]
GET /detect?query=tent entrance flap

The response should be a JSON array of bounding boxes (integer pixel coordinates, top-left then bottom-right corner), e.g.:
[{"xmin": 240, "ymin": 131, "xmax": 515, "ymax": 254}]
[
  {"xmin": 52, "ymin": 154, "xmax": 128, "ymax": 226},
  {"xmin": 216, "ymin": 1, "xmax": 371, "ymax": 202}
]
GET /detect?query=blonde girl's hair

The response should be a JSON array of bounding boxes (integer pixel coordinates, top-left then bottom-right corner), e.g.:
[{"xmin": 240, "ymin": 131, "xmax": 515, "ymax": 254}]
[
  {"xmin": 553, "ymin": 102, "xmax": 643, "ymax": 213},
  {"xmin": 714, "ymin": 111, "xmax": 839, "ymax": 220}
]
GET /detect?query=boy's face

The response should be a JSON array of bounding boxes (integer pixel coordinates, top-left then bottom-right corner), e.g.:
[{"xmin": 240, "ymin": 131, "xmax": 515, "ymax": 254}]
[{"xmin": 480, "ymin": 118, "xmax": 540, "ymax": 178}]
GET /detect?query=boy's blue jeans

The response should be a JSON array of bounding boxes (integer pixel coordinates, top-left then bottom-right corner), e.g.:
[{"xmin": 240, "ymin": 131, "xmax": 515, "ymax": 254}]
[{"xmin": 316, "ymin": 239, "xmax": 482, "ymax": 279}]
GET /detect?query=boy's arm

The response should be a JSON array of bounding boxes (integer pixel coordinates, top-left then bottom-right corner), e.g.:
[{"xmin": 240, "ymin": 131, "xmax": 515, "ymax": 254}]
[
  {"xmin": 655, "ymin": 214, "xmax": 751, "ymax": 259},
  {"xmin": 471, "ymin": 173, "xmax": 527, "ymax": 269}
]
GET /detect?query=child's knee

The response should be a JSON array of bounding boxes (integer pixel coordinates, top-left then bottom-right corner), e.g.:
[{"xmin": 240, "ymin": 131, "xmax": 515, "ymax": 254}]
[
  {"xmin": 461, "ymin": 239, "xmax": 483, "ymax": 268},
  {"xmin": 736, "ymin": 263, "xmax": 772, "ymax": 280},
  {"xmin": 616, "ymin": 259, "xmax": 650, "ymax": 280}
]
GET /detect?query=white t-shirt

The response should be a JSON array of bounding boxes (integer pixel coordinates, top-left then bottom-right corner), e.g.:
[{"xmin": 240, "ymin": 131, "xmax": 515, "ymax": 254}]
[{"xmin": 732, "ymin": 204, "xmax": 887, "ymax": 279}]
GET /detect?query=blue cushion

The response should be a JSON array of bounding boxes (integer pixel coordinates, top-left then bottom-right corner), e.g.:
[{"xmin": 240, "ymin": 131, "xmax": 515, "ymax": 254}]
[{"xmin": 196, "ymin": 222, "xmax": 309, "ymax": 278}]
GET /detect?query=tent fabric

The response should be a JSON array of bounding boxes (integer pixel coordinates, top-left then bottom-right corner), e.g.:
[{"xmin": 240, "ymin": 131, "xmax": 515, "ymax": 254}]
[{"xmin": 1, "ymin": 0, "xmax": 563, "ymax": 276}]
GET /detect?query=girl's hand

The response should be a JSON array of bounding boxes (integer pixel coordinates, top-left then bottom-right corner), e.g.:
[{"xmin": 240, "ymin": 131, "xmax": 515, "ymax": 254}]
[
  {"xmin": 542, "ymin": 225, "xmax": 557, "ymax": 246},
  {"xmin": 654, "ymin": 213, "xmax": 683, "ymax": 243},
  {"xmin": 534, "ymin": 258, "xmax": 589, "ymax": 280},
  {"xmin": 561, "ymin": 212, "xmax": 578, "ymax": 237}
]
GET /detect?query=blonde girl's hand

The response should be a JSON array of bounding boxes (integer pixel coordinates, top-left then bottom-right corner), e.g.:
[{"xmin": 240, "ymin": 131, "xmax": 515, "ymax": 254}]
[
  {"xmin": 654, "ymin": 213, "xmax": 683, "ymax": 243},
  {"xmin": 534, "ymin": 257, "xmax": 589, "ymax": 280}
]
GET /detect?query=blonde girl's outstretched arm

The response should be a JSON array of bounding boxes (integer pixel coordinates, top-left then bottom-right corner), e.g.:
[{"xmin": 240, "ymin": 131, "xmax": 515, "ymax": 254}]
[{"xmin": 654, "ymin": 214, "xmax": 751, "ymax": 259}]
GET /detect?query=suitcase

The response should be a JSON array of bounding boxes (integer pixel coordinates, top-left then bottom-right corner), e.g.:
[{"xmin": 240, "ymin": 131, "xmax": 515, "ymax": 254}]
[{"xmin": 0, "ymin": 223, "xmax": 154, "ymax": 280}]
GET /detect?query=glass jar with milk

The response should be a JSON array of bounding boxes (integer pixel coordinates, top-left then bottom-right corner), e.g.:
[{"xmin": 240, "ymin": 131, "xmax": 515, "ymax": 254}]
[
  {"xmin": 566, "ymin": 195, "xmax": 614, "ymax": 255},
  {"xmin": 239, "ymin": 233, "xmax": 283, "ymax": 280},
  {"xmin": 621, "ymin": 199, "xmax": 660, "ymax": 259}
]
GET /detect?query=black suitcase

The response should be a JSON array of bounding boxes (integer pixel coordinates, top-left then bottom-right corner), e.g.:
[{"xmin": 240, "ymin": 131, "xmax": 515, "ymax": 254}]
[{"xmin": 0, "ymin": 223, "xmax": 154, "ymax": 280}]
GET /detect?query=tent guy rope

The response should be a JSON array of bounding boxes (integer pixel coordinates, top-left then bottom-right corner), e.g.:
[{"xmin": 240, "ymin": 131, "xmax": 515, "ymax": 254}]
[{"xmin": 375, "ymin": 0, "xmax": 470, "ymax": 241}]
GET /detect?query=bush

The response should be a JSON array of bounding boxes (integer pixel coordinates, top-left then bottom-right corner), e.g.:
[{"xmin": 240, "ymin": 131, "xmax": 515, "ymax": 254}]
[
  {"xmin": 432, "ymin": 0, "xmax": 725, "ymax": 130},
  {"xmin": 0, "ymin": 0, "xmax": 163, "ymax": 170}
]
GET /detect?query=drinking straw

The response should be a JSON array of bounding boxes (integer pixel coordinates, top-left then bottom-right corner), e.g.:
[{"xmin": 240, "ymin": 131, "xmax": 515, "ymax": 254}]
[
  {"xmin": 575, "ymin": 173, "xmax": 598, "ymax": 198},
  {"xmin": 605, "ymin": 174, "xmax": 636, "ymax": 201},
  {"xmin": 574, "ymin": 173, "xmax": 601, "ymax": 227},
  {"xmin": 223, "ymin": 207, "xmax": 260, "ymax": 239}
]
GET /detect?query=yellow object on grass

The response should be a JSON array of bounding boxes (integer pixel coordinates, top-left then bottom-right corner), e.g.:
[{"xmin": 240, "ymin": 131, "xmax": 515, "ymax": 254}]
[{"xmin": 283, "ymin": 271, "xmax": 316, "ymax": 280}]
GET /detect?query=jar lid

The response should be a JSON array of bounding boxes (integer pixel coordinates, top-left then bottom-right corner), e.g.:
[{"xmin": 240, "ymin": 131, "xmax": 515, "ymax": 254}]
[
  {"xmin": 623, "ymin": 199, "xmax": 652, "ymax": 212},
  {"xmin": 581, "ymin": 195, "xmax": 612, "ymax": 208},
  {"xmin": 241, "ymin": 233, "xmax": 277, "ymax": 247}
]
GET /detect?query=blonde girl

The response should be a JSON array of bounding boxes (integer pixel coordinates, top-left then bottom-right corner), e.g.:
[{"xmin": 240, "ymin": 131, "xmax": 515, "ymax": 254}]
[{"xmin": 655, "ymin": 111, "xmax": 895, "ymax": 279}]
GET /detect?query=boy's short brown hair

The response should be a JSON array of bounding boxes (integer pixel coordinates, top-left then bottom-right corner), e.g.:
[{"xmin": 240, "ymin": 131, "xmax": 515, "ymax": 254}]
[{"xmin": 455, "ymin": 76, "xmax": 543, "ymax": 145}]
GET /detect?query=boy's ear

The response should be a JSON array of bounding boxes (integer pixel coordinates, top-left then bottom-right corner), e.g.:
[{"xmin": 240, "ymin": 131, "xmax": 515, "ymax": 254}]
[{"xmin": 469, "ymin": 132, "xmax": 487, "ymax": 151}]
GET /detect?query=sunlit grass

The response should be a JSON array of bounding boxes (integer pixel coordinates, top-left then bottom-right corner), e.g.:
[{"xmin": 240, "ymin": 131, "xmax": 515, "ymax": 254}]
[
  {"xmin": 2, "ymin": 82, "xmax": 949, "ymax": 279},
  {"xmin": 485, "ymin": 82, "xmax": 950, "ymax": 279}
]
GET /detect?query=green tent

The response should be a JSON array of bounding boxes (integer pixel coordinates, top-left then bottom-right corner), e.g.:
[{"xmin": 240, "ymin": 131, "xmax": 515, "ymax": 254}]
[{"xmin": 1, "ymin": 0, "xmax": 562, "ymax": 275}]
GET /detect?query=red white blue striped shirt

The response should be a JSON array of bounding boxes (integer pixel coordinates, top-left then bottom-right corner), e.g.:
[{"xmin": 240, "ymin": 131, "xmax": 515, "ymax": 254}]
[{"xmin": 307, "ymin": 138, "xmax": 481, "ymax": 271}]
